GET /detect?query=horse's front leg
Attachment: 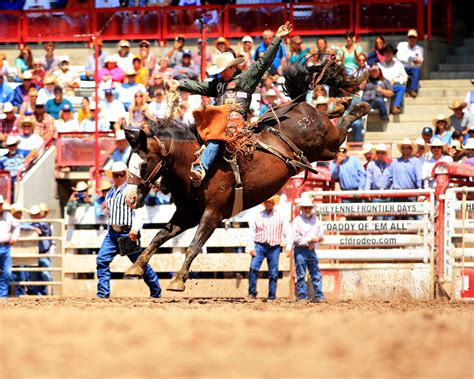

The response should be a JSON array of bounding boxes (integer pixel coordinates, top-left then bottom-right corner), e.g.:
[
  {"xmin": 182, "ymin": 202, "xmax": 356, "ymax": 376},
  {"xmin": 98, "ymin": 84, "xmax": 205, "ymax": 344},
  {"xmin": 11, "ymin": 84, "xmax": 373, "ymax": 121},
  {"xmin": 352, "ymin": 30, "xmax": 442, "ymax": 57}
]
[
  {"xmin": 124, "ymin": 221, "xmax": 186, "ymax": 278},
  {"xmin": 168, "ymin": 210, "xmax": 221, "ymax": 292}
]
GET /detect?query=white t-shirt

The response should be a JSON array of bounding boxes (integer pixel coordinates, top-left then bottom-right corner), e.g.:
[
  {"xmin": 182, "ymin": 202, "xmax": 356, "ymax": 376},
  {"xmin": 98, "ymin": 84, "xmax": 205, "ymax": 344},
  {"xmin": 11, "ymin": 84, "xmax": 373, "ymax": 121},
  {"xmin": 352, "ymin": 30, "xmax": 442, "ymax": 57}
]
[
  {"xmin": 396, "ymin": 41, "xmax": 424, "ymax": 67},
  {"xmin": 100, "ymin": 99, "xmax": 127, "ymax": 123},
  {"xmin": 378, "ymin": 59, "xmax": 408, "ymax": 85},
  {"xmin": 421, "ymin": 155, "xmax": 453, "ymax": 189},
  {"xmin": 55, "ymin": 118, "xmax": 80, "ymax": 133},
  {"xmin": 18, "ymin": 133, "xmax": 44, "ymax": 151}
]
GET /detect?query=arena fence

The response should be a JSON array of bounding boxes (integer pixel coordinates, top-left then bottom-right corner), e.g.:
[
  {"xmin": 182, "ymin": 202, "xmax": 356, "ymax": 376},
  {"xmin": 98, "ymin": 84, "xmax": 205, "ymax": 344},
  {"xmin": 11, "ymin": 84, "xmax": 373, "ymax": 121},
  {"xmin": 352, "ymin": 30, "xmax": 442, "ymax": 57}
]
[{"xmin": 0, "ymin": 0, "xmax": 450, "ymax": 45}]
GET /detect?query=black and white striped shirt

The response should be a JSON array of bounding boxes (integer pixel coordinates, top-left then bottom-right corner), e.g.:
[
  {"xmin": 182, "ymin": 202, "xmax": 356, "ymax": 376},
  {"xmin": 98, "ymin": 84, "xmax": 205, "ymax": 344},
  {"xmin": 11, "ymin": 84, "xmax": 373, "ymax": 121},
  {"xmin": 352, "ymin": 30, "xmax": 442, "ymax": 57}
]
[{"xmin": 105, "ymin": 182, "xmax": 142, "ymax": 230}]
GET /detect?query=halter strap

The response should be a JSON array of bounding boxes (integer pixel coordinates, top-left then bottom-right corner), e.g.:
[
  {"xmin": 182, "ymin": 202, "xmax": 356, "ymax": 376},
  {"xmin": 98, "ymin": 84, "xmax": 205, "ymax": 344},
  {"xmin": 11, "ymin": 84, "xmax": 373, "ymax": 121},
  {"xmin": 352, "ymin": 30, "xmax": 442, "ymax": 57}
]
[{"xmin": 128, "ymin": 160, "xmax": 163, "ymax": 188}]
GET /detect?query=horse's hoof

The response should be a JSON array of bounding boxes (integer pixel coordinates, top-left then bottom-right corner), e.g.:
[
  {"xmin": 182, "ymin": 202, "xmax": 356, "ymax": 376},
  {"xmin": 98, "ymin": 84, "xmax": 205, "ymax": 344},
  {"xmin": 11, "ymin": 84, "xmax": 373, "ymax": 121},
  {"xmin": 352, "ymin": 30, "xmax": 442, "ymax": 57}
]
[
  {"xmin": 351, "ymin": 102, "xmax": 371, "ymax": 118},
  {"xmin": 167, "ymin": 280, "xmax": 186, "ymax": 292},
  {"xmin": 124, "ymin": 266, "xmax": 144, "ymax": 279}
]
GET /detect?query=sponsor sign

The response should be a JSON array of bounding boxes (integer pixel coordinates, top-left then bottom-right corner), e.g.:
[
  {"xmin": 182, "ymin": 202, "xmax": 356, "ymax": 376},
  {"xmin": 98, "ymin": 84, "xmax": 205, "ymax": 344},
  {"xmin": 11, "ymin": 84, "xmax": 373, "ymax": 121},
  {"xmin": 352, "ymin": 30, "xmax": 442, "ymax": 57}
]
[{"xmin": 315, "ymin": 202, "xmax": 429, "ymax": 215}]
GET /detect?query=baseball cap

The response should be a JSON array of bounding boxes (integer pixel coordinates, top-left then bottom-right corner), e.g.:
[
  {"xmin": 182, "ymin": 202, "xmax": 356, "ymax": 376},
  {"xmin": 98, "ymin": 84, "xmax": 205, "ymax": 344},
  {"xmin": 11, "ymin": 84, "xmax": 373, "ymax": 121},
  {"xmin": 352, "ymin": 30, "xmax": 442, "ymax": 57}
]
[
  {"xmin": 242, "ymin": 35, "xmax": 253, "ymax": 44},
  {"xmin": 175, "ymin": 35, "xmax": 185, "ymax": 43},
  {"xmin": 62, "ymin": 104, "xmax": 72, "ymax": 112},
  {"xmin": 422, "ymin": 127, "xmax": 433, "ymax": 135},
  {"xmin": 182, "ymin": 49, "xmax": 192, "ymax": 57},
  {"xmin": 407, "ymin": 29, "xmax": 418, "ymax": 38}
]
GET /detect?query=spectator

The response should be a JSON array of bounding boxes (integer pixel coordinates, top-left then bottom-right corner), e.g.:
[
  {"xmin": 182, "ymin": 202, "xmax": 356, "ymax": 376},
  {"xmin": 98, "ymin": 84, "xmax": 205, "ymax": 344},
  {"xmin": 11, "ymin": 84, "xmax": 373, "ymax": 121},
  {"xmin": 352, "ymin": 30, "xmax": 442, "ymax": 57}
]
[
  {"xmin": 31, "ymin": 58, "xmax": 46, "ymax": 88},
  {"xmin": 51, "ymin": 56, "xmax": 80, "ymax": 96},
  {"xmin": 259, "ymin": 88, "xmax": 280, "ymax": 116},
  {"xmin": 463, "ymin": 89, "xmax": 474, "ymax": 115},
  {"xmin": 0, "ymin": 53, "xmax": 11, "ymax": 80},
  {"xmin": 355, "ymin": 53, "xmax": 368, "ymax": 77},
  {"xmin": 246, "ymin": 194, "xmax": 292, "ymax": 301},
  {"xmin": 330, "ymin": 143, "xmax": 366, "ymax": 195},
  {"xmin": 77, "ymin": 97, "xmax": 91, "ymax": 125},
  {"xmin": 94, "ymin": 179, "xmax": 113, "ymax": 222},
  {"xmin": 462, "ymin": 138, "xmax": 474, "ymax": 165},
  {"xmin": 147, "ymin": 88, "xmax": 166, "ymax": 119},
  {"xmin": 314, "ymin": 37, "xmax": 333, "ymax": 64},
  {"xmin": 15, "ymin": 46, "xmax": 33, "ymax": 80},
  {"xmin": 138, "ymin": 40, "xmax": 156, "ymax": 73},
  {"xmin": 115, "ymin": 40, "xmax": 133, "ymax": 71},
  {"xmin": 0, "ymin": 103, "xmax": 18, "ymax": 141},
  {"xmin": 100, "ymin": 89, "xmax": 127, "ymax": 130},
  {"xmin": 98, "ymin": 55, "xmax": 124, "ymax": 85},
  {"xmin": 25, "ymin": 204, "xmax": 52, "ymax": 295},
  {"xmin": 447, "ymin": 140, "xmax": 463, "ymax": 162},
  {"xmin": 292, "ymin": 193, "xmax": 324, "ymax": 302},
  {"xmin": 154, "ymin": 57, "xmax": 174, "ymax": 80},
  {"xmin": 396, "ymin": 29, "xmax": 423, "ymax": 98},
  {"xmin": 367, "ymin": 35, "xmax": 386, "ymax": 66},
  {"xmin": 116, "ymin": 69, "xmax": 147, "ymax": 110},
  {"xmin": 432, "ymin": 114, "xmax": 453, "ymax": 145},
  {"xmin": 421, "ymin": 138, "xmax": 453, "ymax": 189},
  {"xmin": 33, "ymin": 98, "xmax": 56, "ymax": 140},
  {"xmin": 212, "ymin": 37, "xmax": 232, "ymax": 65},
  {"xmin": 128, "ymin": 90, "xmax": 147, "ymax": 129},
  {"xmin": 313, "ymin": 96, "xmax": 329, "ymax": 113},
  {"xmin": 66, "ymin": 181, "xmax": 91, "ymax": 216},
  {"xmin": 37, "ymin": 76, "xmax": 56, "ymax": 104},
  {"xmin": 132, "ymin": 56, "xmax": 150, "ymax": 86},
  {"xmin": 362, "ymin": 142, "xmax": 374, "ymax": 170},
  {"xmin": 448, "ymin": 100, "xmax": 467, "ymax": 133},
  {"xmin": 365, "ymin": 143, "xmax": 391, "ymax": 219},
  {"xmin": 421, "ymin": 126, "xmax": 433, "ymax": 145},
  {"xmin": 84, "ymin": 39, "xmax": 109, "ymax": 81},
  {"xmin": 340, "ymin": 31, "xmax": 363, "ymax": 74},
  {"xmin": 45, "ymin": 86, "xmax": 73, "ymax": 120},
  {"xmin": 192, "ymin": 39, "xmax": 212, "ymax": 77},
  {"xmin": 147, "ymin": 72, "xmax": 165, "ymax": 98},
  {"xmin": 40, "ymin": 42, "xmax": 60, "ymax": 74},
  {"xmin": 79, "ymin": 101, "xmax": 109, "ymax": 132},
  {"xmin": 11, "ymin": 70, "xmax": 37, "ymax": 110},
  {"xmin": 173, "ymin": 50, "xmax": 199, "ymax": 81},
  {"xmin": 166, "ymin": 35, "xmax": 186, "ymax": 68},
  {"xmin": 254, "ymin": 28, "xmax": 286, "ymax": 76},
  {"xmin": 0, "ymin": 135, "xmax": 25, "ymax": 182},
  {"xmin": 260, "ymin": 75, "xmax": 285, "ymax": 106},
  {"xmin": 414, "ymin": 137, "xmax": 429, "ymax": 164},
  {"xmin": 111, "ymin": 129, "xmax": 131, "ymax": 163},
  {"xmin": 55, "ymin": 104, "xmax": 79, "ymax": 133},
  {"xmin": 362, "ymin": 64, "xmax": 392, "ymax": 121},
  {"xmin": 0, "ymin": 194, "xmax": 20, "ymax": 298},
  {"xmin": 97, "ymin": 161, "xmax": 161, "ymax": 299},
  {"xmin": 378, "ymin": 44, "xmax": 407, "ymax": 115},
  {"xmin": 0, "ymin": 74, "xmax": 14, "ymax": 106},
  {"xmin": 19, "ymin": 87, "xmax": 38, "ymax": 116},
  {"xmin": 288, "ymin": 35, "xmax": 310, "ymax": 64},
  {"xmin": 382, "ymin": 138, "xmax": 421, "ymax": 191},
  {"xmin": 240, "ymin": 36, "xmax": 254, "ymax": 70},
  {"xmin": 18, "ymin": 116, "xmax": 44, "ymax": 155}
]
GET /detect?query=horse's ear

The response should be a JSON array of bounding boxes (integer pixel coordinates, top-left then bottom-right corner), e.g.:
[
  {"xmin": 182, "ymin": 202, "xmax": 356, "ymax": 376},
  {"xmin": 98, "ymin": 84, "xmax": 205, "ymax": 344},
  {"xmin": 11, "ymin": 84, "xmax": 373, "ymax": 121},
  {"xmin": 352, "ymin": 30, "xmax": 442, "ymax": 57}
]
[{"xmin": 124, "ymin": 128, "xmax": 147, "ymax": 152}]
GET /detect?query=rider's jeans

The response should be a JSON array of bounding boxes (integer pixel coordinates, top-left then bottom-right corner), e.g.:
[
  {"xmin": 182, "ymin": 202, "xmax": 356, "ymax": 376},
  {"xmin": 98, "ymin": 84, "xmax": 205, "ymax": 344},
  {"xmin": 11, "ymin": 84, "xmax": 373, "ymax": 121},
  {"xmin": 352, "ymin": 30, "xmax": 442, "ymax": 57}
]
[{"xmin": 200, "ymin": 141, "xmax": 223, "ymax": 171}]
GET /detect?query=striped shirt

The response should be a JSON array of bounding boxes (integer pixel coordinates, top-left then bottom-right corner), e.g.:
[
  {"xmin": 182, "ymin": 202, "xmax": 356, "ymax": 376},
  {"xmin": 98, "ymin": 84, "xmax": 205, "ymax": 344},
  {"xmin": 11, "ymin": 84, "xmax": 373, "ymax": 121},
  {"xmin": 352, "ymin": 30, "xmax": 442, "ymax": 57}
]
[
  {"xmin": 247, "ymin": 209, "xmax": 292, "ymax": 251},
  {"xmin": 105, "ymin": 182, "xmax": 143, "ymax": 231}
]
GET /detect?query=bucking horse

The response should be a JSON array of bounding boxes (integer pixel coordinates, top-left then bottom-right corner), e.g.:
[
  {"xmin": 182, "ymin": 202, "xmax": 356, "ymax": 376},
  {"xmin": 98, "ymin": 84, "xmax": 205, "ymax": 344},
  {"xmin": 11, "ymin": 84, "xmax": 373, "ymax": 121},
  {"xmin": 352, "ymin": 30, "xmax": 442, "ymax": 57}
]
[{"xmin": 123, "ymin": 60, "xmax": 369, "ymax": 291}]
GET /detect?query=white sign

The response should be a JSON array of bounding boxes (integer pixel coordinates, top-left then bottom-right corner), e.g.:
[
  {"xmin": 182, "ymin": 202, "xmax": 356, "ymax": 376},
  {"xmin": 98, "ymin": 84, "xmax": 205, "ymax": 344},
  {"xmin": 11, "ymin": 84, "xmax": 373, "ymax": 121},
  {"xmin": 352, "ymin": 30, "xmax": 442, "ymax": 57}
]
[
  {"xmin": 323, "ymin": 220, "xmax": 423, "ymax": 232},
  {"xmin": 315, "ymin": 202, "xmax": 429, "ymax": 215}
]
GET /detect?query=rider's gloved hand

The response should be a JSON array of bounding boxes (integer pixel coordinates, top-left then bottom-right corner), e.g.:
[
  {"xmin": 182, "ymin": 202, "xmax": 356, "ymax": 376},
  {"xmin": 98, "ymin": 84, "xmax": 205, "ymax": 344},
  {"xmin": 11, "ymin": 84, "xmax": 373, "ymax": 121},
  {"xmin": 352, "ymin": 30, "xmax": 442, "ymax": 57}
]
[{"xmin": 166, "ymin": 79, "xmax": 180, "ymax": 92}]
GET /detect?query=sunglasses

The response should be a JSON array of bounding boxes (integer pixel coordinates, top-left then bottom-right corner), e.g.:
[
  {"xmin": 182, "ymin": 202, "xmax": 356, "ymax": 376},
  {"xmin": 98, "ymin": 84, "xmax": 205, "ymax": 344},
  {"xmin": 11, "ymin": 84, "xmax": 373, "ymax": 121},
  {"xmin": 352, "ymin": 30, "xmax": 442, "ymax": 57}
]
[
  {"xmin": 431, "ymin": 146, "xmax": 443, "ymax": 149},
  {"xmin": 376, "ymin": 151, "xmax": 386, "ymax": 154},
  {"xmin": 112, "ymin": 172, "xmax": 126, "ymax": 178}
]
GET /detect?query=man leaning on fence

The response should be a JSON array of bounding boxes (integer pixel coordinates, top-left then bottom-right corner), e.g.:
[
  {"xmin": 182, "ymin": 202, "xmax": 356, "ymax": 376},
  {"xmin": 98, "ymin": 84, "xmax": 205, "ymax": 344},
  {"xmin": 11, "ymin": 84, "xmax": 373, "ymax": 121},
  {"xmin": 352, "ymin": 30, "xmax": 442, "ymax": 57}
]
[
  {"xmin": 96, "ymin": 161, "xmax": 161, "ymax": 299},
  {"xmin": 246, "ymin": 194, "xmax": 292, "ymax": 301},
  {"xmin": 0, "ymin": 195, "xmax": 20, "ymax": 297}
]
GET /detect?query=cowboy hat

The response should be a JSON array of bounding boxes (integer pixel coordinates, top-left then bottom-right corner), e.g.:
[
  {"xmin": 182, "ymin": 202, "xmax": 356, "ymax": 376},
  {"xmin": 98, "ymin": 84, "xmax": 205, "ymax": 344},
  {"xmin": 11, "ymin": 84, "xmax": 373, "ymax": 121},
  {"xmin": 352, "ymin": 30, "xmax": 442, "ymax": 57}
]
[
  {"xmin": 242, "ymin": 35, "xmax": 253, "ymax": 44},
  {"xmin": 450, "ymin": 140, "xmax": 462, "ymax": 152},
  {"xmin": 124, "ymin": 68, "xmax": 137, "ymax": 76},
  {"xmin": 38, "ymin": 202, "xmax": 51, "ymax": 215},
  {"xmin": 19, "ymin": 116, "xmax": 36, "ymax": 128},
  {"xmin": 266, "ymin": 89, "xmax": 277, "ymax": 97},
  {"xmin": 397, "ymin": 137, "xmax": 416, "ymax": 151},
  {"xmin": 72, "ymin": 181, "xmax": 89, "ymax": 192},
  {"xmin": 375, "ymin": 143, "xmax": 387, "ymax": 152},
  {"xmin": 2, "ymin": 202, "xmax": 11, "ymax": 211},
  {"xmin": 105, "ymin": 161, "xmax": 128, "ymax": 178},
  {"xmin": 22, "ymin": 71, "xmax": 33, "ymax": 80},
  {"xmin": 428, "ymin": 137, "xmax": 448, "ymax": 151},
  {"xmin": 362, "ymin": 142, "xmax": 374, "ymax": 154},
  {"xmin": 296, "ymin": 192, "xmax": 315, "ymax": 208},
  {"xmin": 207, "ymin": 52, "xmax": 245, "ymax": 76},
  {"xmin": 10, "ymin": 203, "xmax": 25, "ymax": 215},
  {"xmin": 314, "ymin": 96, "xmax": 329, "ymax": 106},
  {"xmin": 118, "ymin": 40, "xmax": 131, "ymax": 48},
  {"xmin": 99, "ymin": 179, "xmax": 113, "ymax": 191},
  {"xmin": 448, "ymin": 100, "xmax": 467, "ymax": 110},
  {"xmin": 463, "ymin": 138, "xmax": 474, "ymax": 150},
  {"xmin": 5, "ymin": 135, "xmax": 20, "ymax": 146},
  {"xmin": 407, "ymin": 29, "xmax": 418, "ymax": 38},
  {"xmin": 214, "ymin": 36, "xmax": 230, "ymax": 49},
  {"xmin": 415, "ymin": 137, "xmax": 426, "ymax": 146},
  {"xmin": 263, "ymin": 194, "xmax": 280, "ymax": 205},
  {"xmin": 3, "ymin": 102, "xmax": 14, "ymax": 113},
  {"xmin": 432, "ymin": 114, "xmax": 451, "ymax": 127},
  {"xmin": 29, "ymin": 205, "xmax": 41, "ymax": 215},
  {"xmin": 59, "ymin": 55, "xmax": 70, "ymax": 63}
]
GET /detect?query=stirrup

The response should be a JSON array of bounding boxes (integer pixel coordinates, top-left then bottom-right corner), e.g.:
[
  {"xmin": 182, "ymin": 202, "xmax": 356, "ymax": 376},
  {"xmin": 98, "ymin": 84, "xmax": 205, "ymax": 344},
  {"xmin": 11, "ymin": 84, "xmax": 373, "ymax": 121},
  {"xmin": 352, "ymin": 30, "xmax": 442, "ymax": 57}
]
[{"xmin": 190, "ymin": 165, "xmax": 206, "ymax": 187}]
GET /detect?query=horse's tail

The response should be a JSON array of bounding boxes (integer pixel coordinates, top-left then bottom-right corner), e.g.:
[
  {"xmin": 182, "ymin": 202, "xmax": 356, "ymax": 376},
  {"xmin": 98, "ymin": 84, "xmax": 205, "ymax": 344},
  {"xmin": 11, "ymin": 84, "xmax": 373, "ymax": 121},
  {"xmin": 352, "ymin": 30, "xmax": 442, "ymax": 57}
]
[{"xmin": 282, "ymin": 60, "xmax": 366, "ymax": 102}]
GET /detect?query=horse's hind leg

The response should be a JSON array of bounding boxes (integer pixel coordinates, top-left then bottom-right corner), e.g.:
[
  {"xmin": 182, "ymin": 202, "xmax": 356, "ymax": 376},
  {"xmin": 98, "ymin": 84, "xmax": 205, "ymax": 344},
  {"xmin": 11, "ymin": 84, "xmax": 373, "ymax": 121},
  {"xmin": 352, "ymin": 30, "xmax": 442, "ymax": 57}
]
[
  {"xmin": 168, "ymin": 210, "xmax": 221, "ymax": 292},
  {"xmin": 336, "ymin": 102, "xmax": 371, "ymax": 144},
  {"xmin": 124, "ymin": 220, "xmax": 186, "ymax": 278}
]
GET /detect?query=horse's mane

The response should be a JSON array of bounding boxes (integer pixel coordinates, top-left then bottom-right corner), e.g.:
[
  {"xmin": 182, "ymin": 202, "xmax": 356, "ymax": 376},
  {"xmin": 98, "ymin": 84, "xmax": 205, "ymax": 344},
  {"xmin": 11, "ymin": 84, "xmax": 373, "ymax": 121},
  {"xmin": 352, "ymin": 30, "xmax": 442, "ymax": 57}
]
[
  {"xmin": 282, "ymin": 60, "xmax": 365, "ymax": 101},
  {"xmin": 145, "ymin": 114, "xmax": 198, "ymax": 141}
]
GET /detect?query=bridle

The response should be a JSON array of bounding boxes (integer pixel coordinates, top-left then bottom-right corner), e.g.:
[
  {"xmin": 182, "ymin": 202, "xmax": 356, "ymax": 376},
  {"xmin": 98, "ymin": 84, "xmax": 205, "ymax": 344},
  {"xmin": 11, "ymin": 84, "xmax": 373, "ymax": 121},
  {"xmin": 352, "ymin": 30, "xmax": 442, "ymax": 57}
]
[{"xmin": 127, "ymin": 135, "xmax": 173, "ymax": 188}]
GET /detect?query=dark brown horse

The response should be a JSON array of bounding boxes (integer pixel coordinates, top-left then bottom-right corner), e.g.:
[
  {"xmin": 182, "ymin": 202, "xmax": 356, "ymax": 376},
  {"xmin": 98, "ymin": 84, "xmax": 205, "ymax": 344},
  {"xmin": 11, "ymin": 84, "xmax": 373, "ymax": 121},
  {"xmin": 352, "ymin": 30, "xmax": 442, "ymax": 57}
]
[{"xmin": 123, "ymin": 61, "xmax": 369, "ymax": 291}]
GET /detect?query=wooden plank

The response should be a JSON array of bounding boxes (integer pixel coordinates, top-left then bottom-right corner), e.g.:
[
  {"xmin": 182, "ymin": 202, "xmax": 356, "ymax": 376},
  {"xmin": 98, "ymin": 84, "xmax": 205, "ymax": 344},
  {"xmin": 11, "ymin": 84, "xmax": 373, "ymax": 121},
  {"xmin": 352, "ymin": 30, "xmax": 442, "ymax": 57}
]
[
  {"xmin": 317, "ymin": 249, "xmax": 429, "ymax": 261},
  {"xmin": 12, "ymin": 229, "xmax": 39, "ymax": 255},
  {"xmin": 10, "ymin": 281, "xmax": 62, "ymax": 286},
  {"xmin": 451, "ymin": 248, "xmax": 474, "ymax": 258},
  {"xmin": 315, "ymin": 202, "xmax": 430, "ymax": 215},
  {"xmin": 63, "ymin": 253, "xmax": 291, "ymax": 274},
  {"xmin": 11, "ymin": 267, "xmax": 62, "ymax": 272}
]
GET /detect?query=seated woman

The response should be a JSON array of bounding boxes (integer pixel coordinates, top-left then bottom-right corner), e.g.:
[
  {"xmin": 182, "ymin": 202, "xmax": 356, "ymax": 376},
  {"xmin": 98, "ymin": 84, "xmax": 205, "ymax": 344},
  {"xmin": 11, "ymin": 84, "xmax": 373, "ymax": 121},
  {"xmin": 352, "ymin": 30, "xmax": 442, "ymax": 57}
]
[
  {"xmin": 362, "ymin": 64, "xmax": 393, "ymax": 121},
  {"xmin": 128, "ymin": 90, "xmax": 147, "ymax": 130},
  {"xmin": 367, "ymin": 35, "xmax": 386, "ymax": 66},
  {"xmin": 19, "ymin": 87, "xmax": 38, "ymax": 116},
  {"xmin": 432, "ymin": 114, "xmax": 453, "ymax": 145}
]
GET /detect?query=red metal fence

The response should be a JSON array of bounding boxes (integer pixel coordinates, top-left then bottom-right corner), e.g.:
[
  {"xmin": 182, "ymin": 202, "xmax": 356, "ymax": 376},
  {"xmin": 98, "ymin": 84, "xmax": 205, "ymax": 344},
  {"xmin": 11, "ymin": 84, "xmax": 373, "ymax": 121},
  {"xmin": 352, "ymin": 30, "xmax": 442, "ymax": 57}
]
[{"xmin": 0, "ymin": 1, "xmax": 450, "ymax": 45}]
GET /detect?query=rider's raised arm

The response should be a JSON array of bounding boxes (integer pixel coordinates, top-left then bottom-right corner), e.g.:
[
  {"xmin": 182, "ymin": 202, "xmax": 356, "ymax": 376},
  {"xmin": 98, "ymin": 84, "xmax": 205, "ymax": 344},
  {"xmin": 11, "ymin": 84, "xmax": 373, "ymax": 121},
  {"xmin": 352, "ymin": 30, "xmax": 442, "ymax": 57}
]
[{"xmin": 178, "ymin": 78, "xmax": 218, "ymax": 98}]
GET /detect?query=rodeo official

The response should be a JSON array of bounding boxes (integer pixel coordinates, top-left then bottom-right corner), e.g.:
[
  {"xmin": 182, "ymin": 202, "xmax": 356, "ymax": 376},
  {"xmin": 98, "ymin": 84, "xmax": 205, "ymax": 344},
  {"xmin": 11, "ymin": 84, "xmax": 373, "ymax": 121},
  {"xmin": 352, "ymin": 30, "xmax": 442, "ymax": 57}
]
[
  {"xmin": 96, "ymin": 161, "xmax": 161, "ymax": 298},
  {"xmin": 0, "ymin": 195, "xmax": 20, "ymax": 297}
]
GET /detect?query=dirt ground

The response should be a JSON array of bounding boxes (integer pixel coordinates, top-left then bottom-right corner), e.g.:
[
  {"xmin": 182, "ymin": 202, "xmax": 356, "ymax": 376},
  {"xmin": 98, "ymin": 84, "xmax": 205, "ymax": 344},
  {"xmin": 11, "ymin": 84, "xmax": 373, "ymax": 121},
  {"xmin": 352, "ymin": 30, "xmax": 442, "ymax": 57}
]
[{"xmin": 0, "ymin": 298, "xmax": 473, "ymax": 379}]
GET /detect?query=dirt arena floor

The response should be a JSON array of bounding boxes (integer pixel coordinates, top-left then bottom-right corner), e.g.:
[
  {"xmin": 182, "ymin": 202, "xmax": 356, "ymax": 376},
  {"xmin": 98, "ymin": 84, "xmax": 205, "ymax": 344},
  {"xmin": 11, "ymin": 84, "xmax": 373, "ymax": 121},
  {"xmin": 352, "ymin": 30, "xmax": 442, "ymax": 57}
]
[{"xmin": 0, "ymin": 298, "xmax": 472, "ymax": 379}]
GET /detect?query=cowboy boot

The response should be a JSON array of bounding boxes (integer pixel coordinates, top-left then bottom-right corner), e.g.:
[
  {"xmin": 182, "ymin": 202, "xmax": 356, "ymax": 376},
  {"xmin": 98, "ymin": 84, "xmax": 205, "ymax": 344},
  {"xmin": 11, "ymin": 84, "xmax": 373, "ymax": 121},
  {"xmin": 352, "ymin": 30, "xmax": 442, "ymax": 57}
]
[{"xmin": 190, "ymin": 164, "xmax": 206, "ymax": 187}]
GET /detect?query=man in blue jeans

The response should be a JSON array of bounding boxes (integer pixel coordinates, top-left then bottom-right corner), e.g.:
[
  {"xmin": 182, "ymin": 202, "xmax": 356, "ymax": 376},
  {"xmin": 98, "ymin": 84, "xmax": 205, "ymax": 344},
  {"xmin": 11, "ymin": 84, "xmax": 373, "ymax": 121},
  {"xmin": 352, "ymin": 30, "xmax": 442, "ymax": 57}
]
[
  {"xmin": 96, "ymin": 161, "xmax": 161, "ymax": 298},
  {"xmin": 292, "ymin": 193, "xmax": 324, "ymax": 302},
  {"xmin": 0, "ymin": 195, "xmax": 20, "ymax": 297},
  {"xmin": 246, "ymin": 195, "xmax": 292, "ymax": 300}
]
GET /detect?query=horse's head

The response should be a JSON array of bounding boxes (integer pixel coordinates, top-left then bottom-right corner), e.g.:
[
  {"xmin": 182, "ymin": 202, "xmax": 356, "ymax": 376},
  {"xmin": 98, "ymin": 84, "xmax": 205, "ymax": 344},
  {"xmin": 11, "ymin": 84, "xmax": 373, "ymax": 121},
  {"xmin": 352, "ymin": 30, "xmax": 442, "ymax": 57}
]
[{"xmin": 124, "ymin": 128, "xmax": 164, "ymax": 209}]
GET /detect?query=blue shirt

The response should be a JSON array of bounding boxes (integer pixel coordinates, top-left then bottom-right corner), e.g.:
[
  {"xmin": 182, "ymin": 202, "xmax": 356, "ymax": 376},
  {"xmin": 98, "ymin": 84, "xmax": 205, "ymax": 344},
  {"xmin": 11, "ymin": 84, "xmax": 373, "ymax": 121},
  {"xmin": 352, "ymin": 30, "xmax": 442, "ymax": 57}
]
[
  {"xmin": 289, "ymin": 47, "xmax": 310, "ymax": 64},
  {"xmin": 330, "ymin": 156, "xmax": 366, "ymax": 190},
  {"xmin": 254, "ymin": 42, "xmax": 286, "ymax": 74},
  {"xmin": 432, "ymin": 131, "xmax": 453, "ymax": 146},
  {"xmin": 12, "ymin": 84, "xmax": 38, "ymax": 108},
  {"xmin": 111, "ymin": 146, "xmax": 131, "ymax": 163},
  {"xmin": 382, "ymin": 157, "xmax": 421, "ymax": 190},
  {"xmin": 0, "ymin": 151, "xmax": 25, "ymax": 177},
  {"xmin": 365, "ymin": 160, "xmax": 390, "ymax": 190},
  {"xmin": 45, "ymin": 98, "xmax": 73, "ymax": 120},
  {"xmin": 0, "ymin": 83, "xmax": 14, "ymax": 104}
]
